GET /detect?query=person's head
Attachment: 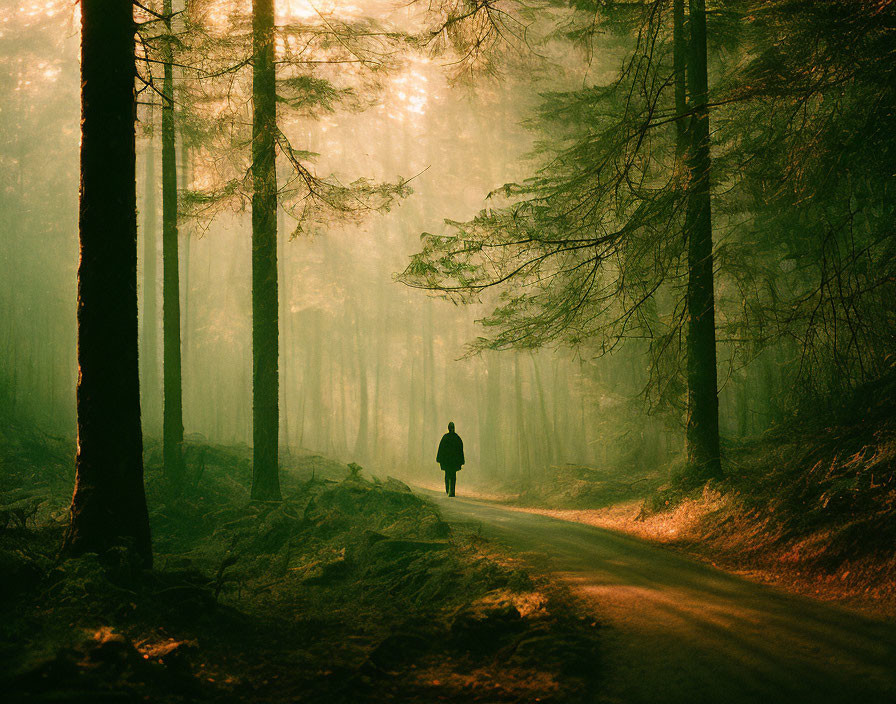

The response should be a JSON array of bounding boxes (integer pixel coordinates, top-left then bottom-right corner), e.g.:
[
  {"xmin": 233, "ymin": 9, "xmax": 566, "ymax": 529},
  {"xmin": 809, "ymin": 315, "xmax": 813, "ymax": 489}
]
[{"xmin": 448, "ymin": 421, "xmax": 455, "ymax": 432}]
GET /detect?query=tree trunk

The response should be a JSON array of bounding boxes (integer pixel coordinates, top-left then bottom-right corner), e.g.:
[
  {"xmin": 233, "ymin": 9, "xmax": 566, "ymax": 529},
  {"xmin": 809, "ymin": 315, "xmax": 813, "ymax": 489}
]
[
  {"xmin": 552, "ymin": 356, "xmax": 570, "ymax": 463},
  {"xmin": 277, "ymin": 208, "xmax": 291, "ymax": 457},
  {"xmin": 422, "ymin": 303, "xmax": 437, "ymax": 462},
  {"xmin": 483, "ymin": 352, "xmax": 501, "ymax": 476},
  {"xmin": 370, "ymin": 279, "xmax": 386, "ymax": 459},
  {"xmin": 141, "ymin": 108, "xmax": 160, "ymax": 435},
  {"xmin": 406, "ymin": 307, "xmax": 420, "ymax": 470},
  {"xmin": 180, "ymin": 139, "xmax": 192, "ymax": 414},
  {"xmin": 64, "ymin": 0, "xmax": 151, "ymax": 566},
  {"xmin": 684, "ymin": 0, "xmax": 722, "ymax": 479},
  {"xmin": 162, "ymin": 0, "xmax": 184, "ymax": 487},
  {"xmin": 336, "ymin": 310, "xmax": 351, "ymax": 456},
  {"xmin": 514, "ymin": 355, "xmax": 529, "ymax": 480},
  {"xmin": 673, "ymin": 0, "xmax": 688, "ymax": 154},
  {"xmin": 251, "ymin": 0, "xmax": 281, "ymax": 500},
  {"xmin": 353, "ymin": 305, "xmax": 369, "ymax": 461},
  {"xmin": 530, "ymin": 352, "xmax": 555, "ymax": 466},
  {"xmin": 305, "ymin": 309, "xmax": 324, "ymax": 452}
]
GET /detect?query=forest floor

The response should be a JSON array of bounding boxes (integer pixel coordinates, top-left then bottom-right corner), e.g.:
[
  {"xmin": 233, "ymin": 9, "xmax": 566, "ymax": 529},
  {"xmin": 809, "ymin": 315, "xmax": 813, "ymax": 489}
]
[
  {"xmin": 0, "ymin": 429, "xmax": 600, "ymax": 704},
  {"xmin": 485, "ymin": 386, "xmax": 896, "ymax": 619},
  {"xmin": 425, "ymin": 490, "xmax": 896, "ymax": 704},
  {"xmin": 494, "ymin": 493, "xmax": 896, "ymax": 619}
]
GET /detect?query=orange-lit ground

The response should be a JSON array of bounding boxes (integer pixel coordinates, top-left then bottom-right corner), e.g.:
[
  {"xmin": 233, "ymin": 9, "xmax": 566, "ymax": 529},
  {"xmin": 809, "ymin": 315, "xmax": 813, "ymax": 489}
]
[{"xmin": 423, "ymin": 490, "xmax": 896, "ymax": 704}]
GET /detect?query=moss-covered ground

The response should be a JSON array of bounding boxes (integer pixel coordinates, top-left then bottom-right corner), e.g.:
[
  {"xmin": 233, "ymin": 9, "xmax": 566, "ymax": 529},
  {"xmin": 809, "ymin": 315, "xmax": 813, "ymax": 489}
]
[{"xmin": 0, "ymin": 430, "xmax": 601, "ymax": 703}]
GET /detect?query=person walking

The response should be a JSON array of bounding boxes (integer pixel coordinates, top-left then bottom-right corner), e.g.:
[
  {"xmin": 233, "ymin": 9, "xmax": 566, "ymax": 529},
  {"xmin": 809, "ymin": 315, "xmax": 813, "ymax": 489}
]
[{"xmin": 436, "ymin": 421, "xmax": 464, "ymax": 497}]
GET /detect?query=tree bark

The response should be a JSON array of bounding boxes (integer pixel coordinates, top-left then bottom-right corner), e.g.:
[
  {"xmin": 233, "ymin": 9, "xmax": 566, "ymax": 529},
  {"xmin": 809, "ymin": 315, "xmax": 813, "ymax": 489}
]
[
  {"xmin": 251, "ymin": 0, "xmax": 281, "ymax": 500},
  {"xmin": 141, "ymin": 107, "xmax": 160, "ymax": 434},
  {"xmin": 64, "ymin": 0, "xmax": 151, "ymax": 566},
  {"xmin": 684, "ymin": 0, "xmax": 722, "ymax": 479},
  {"xmin": 673, "ymin": 0, "xmax": 688, "ymax": 155},
  {"xmin": 162, "ymin": 0, "xmax": 184, "ymax": 487}
]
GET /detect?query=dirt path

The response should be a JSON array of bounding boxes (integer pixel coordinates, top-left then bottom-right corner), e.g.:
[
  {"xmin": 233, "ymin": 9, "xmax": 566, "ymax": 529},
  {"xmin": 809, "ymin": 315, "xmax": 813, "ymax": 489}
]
[{"xmin": 421, "ymin": 490, "xmax": 896, "ymax": 704}]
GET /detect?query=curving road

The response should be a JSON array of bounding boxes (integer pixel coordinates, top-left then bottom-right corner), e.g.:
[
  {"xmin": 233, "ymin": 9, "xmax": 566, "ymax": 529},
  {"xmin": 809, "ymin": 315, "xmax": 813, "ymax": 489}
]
[{"xmin": 422, "ymin": 490, "xmax": 896, "ymax": 704}]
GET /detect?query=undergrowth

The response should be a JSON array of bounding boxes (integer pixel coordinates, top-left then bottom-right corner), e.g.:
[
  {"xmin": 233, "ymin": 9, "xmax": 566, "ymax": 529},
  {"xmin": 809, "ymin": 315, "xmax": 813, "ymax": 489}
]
[
  {"xmin": 0, "ymin": 428, "xmax": 601, "ymax": 703},
  {"xmin": 637, "ymin": 368, "xmax": 896, "ymax": 604},
  {"xmin": 513, "ymin": 463, "xmax": 665, "ymax": 510}
]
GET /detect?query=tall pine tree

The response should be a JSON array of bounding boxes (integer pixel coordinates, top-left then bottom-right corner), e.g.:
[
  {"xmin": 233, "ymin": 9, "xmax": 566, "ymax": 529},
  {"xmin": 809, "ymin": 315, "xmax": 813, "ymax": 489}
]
[
  {"xmin": 251, "ymin": 0, "xmax": 282, "ymax": 501},
  {"xmin": 64, "ymin": 0, "xmax": 151, "ymax": 566},
  {"xmin": 683, "ymin": 0, "xmax": 721, "ymax": 479},
  {"xmin": 162, "ymin": 0, "xmax": 185, "ymax": 487}
]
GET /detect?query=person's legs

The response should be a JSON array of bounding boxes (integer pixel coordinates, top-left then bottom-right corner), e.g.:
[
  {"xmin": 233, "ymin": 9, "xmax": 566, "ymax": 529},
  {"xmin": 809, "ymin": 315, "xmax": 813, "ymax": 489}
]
[
  {"xmin": 444, "ymin": 471, "xmax": 450, "ymax": 495},
  {"xmin": 448, "ymin": 471, "xmax": 456, "ymax": 497}
]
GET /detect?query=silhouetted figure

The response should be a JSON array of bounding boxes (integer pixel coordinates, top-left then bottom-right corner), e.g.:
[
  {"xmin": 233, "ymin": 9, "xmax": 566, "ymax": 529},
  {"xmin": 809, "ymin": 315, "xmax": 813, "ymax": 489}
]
[{"xmin": 437, "ymin": 421, "xmax": 464, "ymax": 497}]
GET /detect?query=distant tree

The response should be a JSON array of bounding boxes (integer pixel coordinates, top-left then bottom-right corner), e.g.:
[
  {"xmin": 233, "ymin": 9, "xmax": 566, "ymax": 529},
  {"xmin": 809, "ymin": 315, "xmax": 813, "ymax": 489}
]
[
  {"xmin": 0, "ymin": 11, "xmax": 80, "ymax": 432},
  {"xmin": 140, "ymin": 107, "xmax": 161, "ymax": 435},
  {"xmin": 402, "ymin": 1, "xmax": 718, "ymax": 470},
  {"xmin": 404, "ymin": 0, "xmax": 896, "ymax": 475},
  {"xmin": 161, "ymin": 0, "xmax": 185, "ymax": 487},
  {"xmin": 63, "ymin": 0, "xmax": 152, "ymax": 565},
  {"xmin": 174, "ymin": 2, "xmax": 411, "ymax": 493},
  {"xmin": 250, "ymin": 0, "xmax": 281, "ymax": 501}
]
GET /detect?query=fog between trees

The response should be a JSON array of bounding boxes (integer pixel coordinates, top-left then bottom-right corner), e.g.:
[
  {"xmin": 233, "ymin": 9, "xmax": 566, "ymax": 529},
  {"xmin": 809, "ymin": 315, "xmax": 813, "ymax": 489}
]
[
  {"xmin": 1, "ymin": 0, "xmax": 891, "ymax": 493},
  {"xmin": 1, "ymin": 4, "xmax": 894, "ymax": 701}
]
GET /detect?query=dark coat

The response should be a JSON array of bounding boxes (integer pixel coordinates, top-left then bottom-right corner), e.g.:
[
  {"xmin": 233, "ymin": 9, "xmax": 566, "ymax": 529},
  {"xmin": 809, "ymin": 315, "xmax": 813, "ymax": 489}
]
[{"xmin": 436, "ymin": 431, "xmax": 465, "ymax": 472}]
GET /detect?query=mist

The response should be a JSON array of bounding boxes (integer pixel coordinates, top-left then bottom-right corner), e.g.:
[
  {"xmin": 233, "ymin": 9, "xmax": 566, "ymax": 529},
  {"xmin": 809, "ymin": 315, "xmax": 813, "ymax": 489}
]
[
  {"xmin": 2, "ymin": 1, "xmax": 895, "ymax": 702},
  {"xmin": 1, "ymin": 2, "xmax": 791, "ymax": 491}
]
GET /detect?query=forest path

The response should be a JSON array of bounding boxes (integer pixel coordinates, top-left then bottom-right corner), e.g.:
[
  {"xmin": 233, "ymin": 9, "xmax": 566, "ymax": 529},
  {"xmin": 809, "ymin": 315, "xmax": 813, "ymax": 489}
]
[{"xmin": 421, "ymin": 490, "xmax": 896, "ymax": 704}]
